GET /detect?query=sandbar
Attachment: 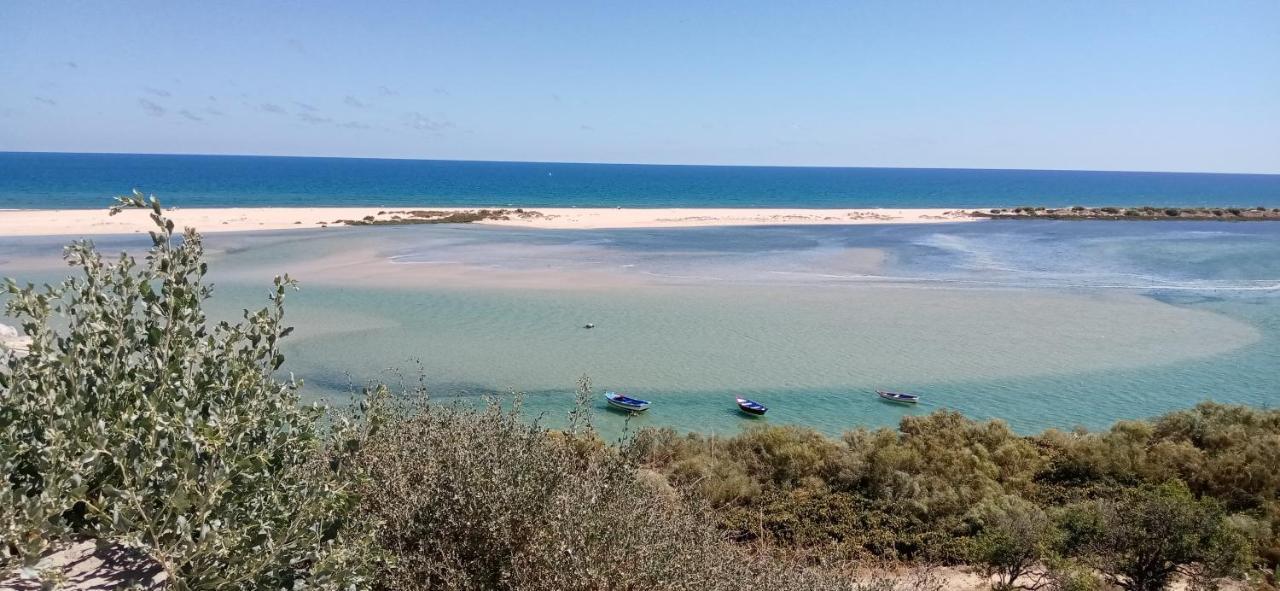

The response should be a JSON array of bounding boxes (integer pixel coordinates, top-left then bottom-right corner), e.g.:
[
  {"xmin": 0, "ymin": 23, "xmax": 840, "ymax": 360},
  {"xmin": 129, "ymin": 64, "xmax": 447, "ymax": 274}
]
[{"xmin": 0, "ymin": 207, "xmax": 975, "ymax": 236}]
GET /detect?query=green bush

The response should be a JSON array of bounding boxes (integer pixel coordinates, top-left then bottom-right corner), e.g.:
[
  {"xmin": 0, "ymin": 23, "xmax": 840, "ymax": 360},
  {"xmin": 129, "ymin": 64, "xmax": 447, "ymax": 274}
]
[
  {"xmin": 966, "ymin": 496, "xmax": 1059, "ymax": 590},
  {"xmin": 348, "ymin": 384, "xmax": 884, "ymax": 591},
  {"xmin": 0, "ymin": 193, "xmax": 373, "ymax": 589},
  {"xmin": 1058, "ymin": 481, "xmax": 1250, "ymax": 591}
]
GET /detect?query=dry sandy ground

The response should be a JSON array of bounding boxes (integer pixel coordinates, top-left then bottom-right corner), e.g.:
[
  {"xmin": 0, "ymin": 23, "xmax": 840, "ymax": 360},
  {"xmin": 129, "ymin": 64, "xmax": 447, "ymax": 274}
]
[{"xmin": 0, "ymin": 206, "xmax": 975, "ymax": 236}]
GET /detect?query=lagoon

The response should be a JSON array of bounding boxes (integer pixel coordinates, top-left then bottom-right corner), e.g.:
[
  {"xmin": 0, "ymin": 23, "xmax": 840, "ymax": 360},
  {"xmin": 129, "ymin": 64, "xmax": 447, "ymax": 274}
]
[{"xmin": 3, "ymin": 219, "xmax": 1277, "ymax": 436}]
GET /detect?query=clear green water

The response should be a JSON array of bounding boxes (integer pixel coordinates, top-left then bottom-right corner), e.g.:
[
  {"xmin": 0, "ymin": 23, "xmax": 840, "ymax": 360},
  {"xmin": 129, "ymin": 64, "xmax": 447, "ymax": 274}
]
[{"xmin": 3, "ymin": 220, "xmax": 1278, "ymax": 436}]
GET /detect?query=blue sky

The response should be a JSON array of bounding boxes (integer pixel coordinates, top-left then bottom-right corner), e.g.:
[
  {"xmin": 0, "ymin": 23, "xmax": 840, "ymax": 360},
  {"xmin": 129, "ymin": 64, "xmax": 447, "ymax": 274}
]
[{"xmin": 1, "ymin": 1, "xmax": 1277, "ymax": 173}]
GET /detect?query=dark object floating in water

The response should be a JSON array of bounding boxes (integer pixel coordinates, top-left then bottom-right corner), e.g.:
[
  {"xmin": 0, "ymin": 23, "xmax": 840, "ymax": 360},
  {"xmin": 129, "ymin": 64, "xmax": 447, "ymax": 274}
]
[
  {"xmin": 605, "ymin": 391, "xmax": 650, "ymax": 412},
  {"xmin": 583, "ymin": 323, "xmax": 596, "ymax": 329},
  {"xmin": 877, "ymin": 390, "xmax": 920, "ymax": 404},
  {"xmin": 735, "ymin": 397, "xmax": 768, "ymax": 416}
]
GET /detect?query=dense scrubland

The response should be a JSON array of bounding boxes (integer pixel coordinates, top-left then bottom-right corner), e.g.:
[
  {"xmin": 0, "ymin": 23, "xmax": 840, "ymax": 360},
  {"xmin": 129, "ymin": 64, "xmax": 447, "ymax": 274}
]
[{"xmin": 2, "ymin": 196, "xmax": 1277, "ymax": 590}]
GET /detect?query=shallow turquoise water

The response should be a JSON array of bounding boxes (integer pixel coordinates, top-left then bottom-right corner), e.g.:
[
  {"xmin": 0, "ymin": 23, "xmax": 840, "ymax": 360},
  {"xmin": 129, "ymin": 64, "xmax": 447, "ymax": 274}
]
[{"xmin": 2, "ymin": 220, "xmax": 1278, "ymax": 436}]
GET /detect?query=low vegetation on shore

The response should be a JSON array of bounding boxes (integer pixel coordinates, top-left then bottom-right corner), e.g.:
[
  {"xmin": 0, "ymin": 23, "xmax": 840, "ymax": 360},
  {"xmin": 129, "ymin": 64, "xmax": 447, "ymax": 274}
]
[
  {"xmin": 972, "ymin": 205, "xmax": 1280, "ymax": 221},
  {"xmin": 2, "ymin": 197, "xmax": 1277, "ymax": 590},
  {"xmin": 333, "ymin": 208, "xmax": 543, "ymax": 226}
]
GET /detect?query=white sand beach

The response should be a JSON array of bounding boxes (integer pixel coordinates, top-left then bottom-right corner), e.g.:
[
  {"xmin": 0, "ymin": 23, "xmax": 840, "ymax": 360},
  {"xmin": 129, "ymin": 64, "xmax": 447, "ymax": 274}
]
[{"xmin": 0, "ymin": 207, "xmax": 975, "ymax": 236}]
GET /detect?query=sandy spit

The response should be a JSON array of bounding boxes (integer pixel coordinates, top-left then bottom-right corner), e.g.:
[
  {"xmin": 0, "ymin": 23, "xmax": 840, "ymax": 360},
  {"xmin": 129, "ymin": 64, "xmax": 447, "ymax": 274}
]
[{"xmin": 0, "ymin": 207, "xmax": 976, "ymax": 237}]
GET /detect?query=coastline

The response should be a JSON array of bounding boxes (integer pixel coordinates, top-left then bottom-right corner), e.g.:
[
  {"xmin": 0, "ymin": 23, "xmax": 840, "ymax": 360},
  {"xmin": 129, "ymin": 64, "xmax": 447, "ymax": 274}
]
[{"xmin": 0, "ymin": 207, "xmax": 973, "ymax": 236}]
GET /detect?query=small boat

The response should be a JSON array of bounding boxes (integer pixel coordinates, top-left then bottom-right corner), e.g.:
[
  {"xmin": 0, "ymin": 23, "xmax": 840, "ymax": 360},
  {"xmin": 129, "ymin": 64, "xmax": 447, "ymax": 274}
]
[
  {"xmin": 735, "ymin": 397, "xmax": 768, "ymax": 416},
  {"xmin": 876, "ymin": 390, "xmax": 920, "ymax": 404},
  {"xmin": 604, "ymin": 391, "xmax": 651, "ymax": 412}
]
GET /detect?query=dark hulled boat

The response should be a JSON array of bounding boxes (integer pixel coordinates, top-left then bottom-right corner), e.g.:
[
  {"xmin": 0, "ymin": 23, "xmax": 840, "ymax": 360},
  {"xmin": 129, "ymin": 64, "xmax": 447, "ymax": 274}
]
[{"xmin": 735, "ymin": 397, "xmax": 768, "ymax": 416}]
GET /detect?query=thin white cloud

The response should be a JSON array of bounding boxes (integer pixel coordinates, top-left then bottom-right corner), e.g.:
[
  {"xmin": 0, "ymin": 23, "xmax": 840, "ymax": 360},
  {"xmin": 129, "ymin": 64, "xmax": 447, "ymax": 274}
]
[
  {"xmin": 142, "ymin": 86, "xmax": 171, "ymax": 97},
  {"xmin": 259, "ymin": 103, "xmax": 286, "ymax": 114},
  {"xmin": 298, "ymin": 112, "xmax": 333, "ymax": 125},
  {"xmin": 138, "ymin": 98, "xmax": 166, "ymax": 117},
  {"xmin": 178, "ymin": 109, "xmax": 204, "ymax": 122},
  {"xmin": 403, "ymin": 112, "xmax": 453, "ymax": 132},
  {"xmin": 344, "ymin": 95, "xmax": 368, "ymax": 108}
]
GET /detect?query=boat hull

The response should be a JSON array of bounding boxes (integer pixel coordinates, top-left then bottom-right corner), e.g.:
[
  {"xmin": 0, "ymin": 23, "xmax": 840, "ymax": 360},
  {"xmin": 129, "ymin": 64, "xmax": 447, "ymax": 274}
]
[
  {"xmin": 604, "ymin": 392, "xmax": 651, "ymax": 412},
  {"xmin": 876, "ymin": 390, "xmax": 919, "ymax": 404},
  {"xmin": 607, "ymin": 399, "xmax": 649, "ymax": 412},
  {"xmin": 735, "ymin": 397, "xmax": 768, "ymax": 416}
]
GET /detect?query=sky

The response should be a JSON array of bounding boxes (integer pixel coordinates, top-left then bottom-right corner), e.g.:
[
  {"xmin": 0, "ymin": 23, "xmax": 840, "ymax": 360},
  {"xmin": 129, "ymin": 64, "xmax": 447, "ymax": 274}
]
[{"xmin": 1, "ymin": 1, "xmax": 1278, "ymax": 173}]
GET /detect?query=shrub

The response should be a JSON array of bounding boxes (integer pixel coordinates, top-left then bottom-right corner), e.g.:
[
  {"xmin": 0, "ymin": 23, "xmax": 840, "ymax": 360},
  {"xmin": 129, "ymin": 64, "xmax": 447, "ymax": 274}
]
[
  {"xmin": 0, "ymin": 193, "xmax": 373, "ymax": 589},
  {"xmin": 1058, "ymin": 481, "xmax": 1250, "ymax": 591},
  {"xmin": 966, "ymin": 496, "xmax": 1059, "ymax": 590},
  {"xmin": 846, "ymin": 412, "xmax": 1045, "ymax": 520},
  {"xmin": 348, "ymin": 384, "xmax": 875, "ymax": 591},
  {"xmin": 1164, "ymin": 208, "xmax": 1180, "ymax": 217},
  {"xmin": 1100, "ymin": 207, "xmax": 1119, "ymax": 214},
  {"xmin": 1041, "ymin": 557, "xmax": 1101, "ymax": 591}
]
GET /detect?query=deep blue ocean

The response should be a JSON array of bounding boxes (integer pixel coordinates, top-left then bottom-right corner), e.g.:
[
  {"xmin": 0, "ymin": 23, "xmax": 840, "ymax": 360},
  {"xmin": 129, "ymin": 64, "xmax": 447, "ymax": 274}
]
[{"xmin": 2, "ymin": 152, "xmax": 1278, "ymax": 209}]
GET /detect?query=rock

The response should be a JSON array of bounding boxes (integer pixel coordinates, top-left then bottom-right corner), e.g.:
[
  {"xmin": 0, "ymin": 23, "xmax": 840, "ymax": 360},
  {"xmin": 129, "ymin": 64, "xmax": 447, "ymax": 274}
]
[{"xmin": 1, "ymin": 540, "xmax": 168, "ymax": 590}]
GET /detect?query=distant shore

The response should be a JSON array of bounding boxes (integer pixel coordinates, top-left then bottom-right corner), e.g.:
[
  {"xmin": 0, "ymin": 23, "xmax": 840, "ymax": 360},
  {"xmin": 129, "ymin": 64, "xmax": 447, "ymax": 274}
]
[
  {"xmin": 0, "ymin": 207, "xmax": 973, "ymax": 236},
  {"xmin": 972, "ymin": 205, "xmax": 1280, "ymax": 221}
]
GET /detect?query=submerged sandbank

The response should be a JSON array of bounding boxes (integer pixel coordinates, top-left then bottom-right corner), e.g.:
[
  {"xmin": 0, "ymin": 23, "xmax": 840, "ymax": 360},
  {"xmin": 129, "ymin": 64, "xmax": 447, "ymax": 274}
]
[{"xmin": 0, "ymin": 206, "xmax": 973, "ymax": 236}]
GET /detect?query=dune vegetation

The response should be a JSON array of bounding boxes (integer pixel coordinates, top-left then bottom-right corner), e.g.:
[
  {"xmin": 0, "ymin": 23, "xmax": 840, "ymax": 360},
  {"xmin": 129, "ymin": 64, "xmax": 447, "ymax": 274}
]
[
  {"xmin": 2, "ymin": 195, "xmax": 1277, "ymax": 590},
  {"xmin": 973, "ymin": 205, "xmax": 1280, "ymax": 221}
]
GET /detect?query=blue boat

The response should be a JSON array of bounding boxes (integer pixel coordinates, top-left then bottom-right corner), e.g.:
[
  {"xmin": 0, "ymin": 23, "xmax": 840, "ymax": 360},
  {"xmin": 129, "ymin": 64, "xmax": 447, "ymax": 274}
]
[
  {"xmin": 605, "ymin": 391, "xmax": 651, "ymax": 412},
  {"xmin": 735, "ymin": 397, "xmax": 768, "ymax": 416},
  {"xmin": 876, "ymin": 390, "xmax": 920, "ymax": 404}
]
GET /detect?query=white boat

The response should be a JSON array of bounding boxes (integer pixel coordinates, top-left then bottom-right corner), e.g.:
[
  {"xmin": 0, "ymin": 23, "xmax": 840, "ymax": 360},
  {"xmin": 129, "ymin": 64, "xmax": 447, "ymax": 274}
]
[
  {"xmin": 876, "ymin": 390, "xmax": 920, "ymax": 404},
  {"xmin": 604, "ymin": 391, "xmax": 651, "ymax": 412}
]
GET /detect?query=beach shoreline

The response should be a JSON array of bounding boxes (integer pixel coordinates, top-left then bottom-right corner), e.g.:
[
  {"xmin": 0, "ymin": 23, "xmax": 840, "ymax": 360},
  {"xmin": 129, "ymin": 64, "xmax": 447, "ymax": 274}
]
[{"xmin": 0, "ymin": 206, "xmax": 974, "ymax": 236}]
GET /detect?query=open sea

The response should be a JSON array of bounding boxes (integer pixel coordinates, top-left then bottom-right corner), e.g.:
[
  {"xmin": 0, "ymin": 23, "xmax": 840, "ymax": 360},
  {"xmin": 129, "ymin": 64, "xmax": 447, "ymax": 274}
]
[
  {"xmin": 2, "ymin": 152, "xmax": 1279, "ymax": 437},
  {"xmin": 2, "ymin": 152, "xmax": 1279, "ymax": 209}
]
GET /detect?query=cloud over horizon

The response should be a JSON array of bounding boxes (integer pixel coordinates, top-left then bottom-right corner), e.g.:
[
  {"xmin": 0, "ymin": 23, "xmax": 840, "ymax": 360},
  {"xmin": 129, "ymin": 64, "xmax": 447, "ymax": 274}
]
[
  {"xmin": 138, "ymin": 98, "xmax": 166, "ymax": 117},
  {"xmin": 403, "ymin": 112, "xmax": 453, "ymax": 133}
]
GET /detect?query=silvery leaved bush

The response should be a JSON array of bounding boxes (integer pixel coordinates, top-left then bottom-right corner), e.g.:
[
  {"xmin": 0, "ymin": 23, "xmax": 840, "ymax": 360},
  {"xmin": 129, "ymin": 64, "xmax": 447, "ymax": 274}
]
[{"xmin": 0, "ymin": 192, "xmax": 373, "ymax": 589}]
